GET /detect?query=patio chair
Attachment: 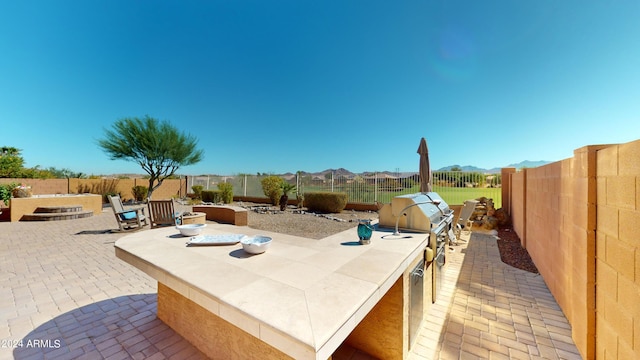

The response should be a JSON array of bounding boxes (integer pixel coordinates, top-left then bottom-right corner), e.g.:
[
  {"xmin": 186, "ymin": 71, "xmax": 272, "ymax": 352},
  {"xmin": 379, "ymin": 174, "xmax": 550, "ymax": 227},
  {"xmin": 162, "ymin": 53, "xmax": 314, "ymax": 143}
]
[
  {"xmin": 455, "ymin": 199, "xmax": 479, "ymax": 241},
  {"xmin": 148, "ymin": 199, "xmax": 182, "ymax": 229},
  {"xmin": 108, "ymin": 195, "xmax": 148, "ymax": 231}
]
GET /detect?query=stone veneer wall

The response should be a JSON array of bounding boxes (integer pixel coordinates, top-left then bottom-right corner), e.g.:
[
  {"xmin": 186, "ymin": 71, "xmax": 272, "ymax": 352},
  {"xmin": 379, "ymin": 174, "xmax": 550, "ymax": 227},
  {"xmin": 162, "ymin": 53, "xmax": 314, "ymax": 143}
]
[
  {"xmin": 595, "ymin": 139, "xmax": 640, "ymax": 359},
  {"xmin": 504, "ymin": 139, "xmax": 640, "ymax": 359}
]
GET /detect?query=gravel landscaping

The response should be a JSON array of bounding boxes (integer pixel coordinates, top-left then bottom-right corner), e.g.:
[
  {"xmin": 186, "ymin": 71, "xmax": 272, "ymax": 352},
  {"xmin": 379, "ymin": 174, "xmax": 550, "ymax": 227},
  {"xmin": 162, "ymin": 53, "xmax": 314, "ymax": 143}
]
[
  {"xmin": 241, "ymin": 203, "xmax": 379, "ymax": 240},
  {"xmin": 496, "ymin": 227, "xmax": 539, "ymax": 273},
  {"xmin": 235, "ymin": 203, "xmax": 538, "ymax": 274}
]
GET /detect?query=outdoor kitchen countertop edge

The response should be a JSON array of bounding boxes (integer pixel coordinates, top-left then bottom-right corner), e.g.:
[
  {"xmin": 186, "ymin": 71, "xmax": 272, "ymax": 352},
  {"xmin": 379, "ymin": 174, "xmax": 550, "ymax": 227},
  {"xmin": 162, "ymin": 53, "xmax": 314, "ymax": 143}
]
[{"xmin": 114, "ymin": 222, "xmax": 429, "ymax": 360}]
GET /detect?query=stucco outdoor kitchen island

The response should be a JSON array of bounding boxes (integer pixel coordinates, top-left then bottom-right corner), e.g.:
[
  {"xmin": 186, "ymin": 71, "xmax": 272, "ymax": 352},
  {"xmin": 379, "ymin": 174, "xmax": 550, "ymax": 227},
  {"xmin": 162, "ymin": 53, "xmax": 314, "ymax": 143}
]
[{"xmin": 114, "ymin": 222, "xmax": 431, "ymax": 359}]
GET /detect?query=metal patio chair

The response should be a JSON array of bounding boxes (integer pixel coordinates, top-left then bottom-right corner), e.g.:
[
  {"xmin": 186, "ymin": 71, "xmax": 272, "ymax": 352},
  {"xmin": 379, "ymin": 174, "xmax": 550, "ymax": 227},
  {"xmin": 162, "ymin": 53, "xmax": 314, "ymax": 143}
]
[
  {"xmin": 455, "ymin": 199, "xmax": 479, "ymax": 241},
  {"xmin": 148, "ymin": 199, "xmax": 182, "ymax": 229},
  {"xmin": 108, "ymin": 195, "xmax": 148, "ymax": 231}
]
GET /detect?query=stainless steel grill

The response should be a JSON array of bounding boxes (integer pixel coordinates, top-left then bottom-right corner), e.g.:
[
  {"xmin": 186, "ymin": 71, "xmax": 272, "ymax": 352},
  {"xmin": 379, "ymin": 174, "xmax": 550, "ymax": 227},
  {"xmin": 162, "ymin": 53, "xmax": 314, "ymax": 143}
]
[
  {"xmin": 378, "ymin": 192, "xmax": 455, "ymax": 303},
  {"xmin": 378, "ymin": 192, "xmax": 454, "ymax": 234}
]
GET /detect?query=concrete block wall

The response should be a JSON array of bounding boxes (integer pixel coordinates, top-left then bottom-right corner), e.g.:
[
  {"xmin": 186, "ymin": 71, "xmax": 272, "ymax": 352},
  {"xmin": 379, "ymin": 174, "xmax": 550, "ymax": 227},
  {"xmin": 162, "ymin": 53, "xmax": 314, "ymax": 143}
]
[
  {"xmin": 505, "ymin": 139, "xmax": 639, "ymax": 359},
  {"xmin": 596, "ymin": 139, "xmax": 640, "ymax": 359},
  {"xmin": 523, "ymin": 158, "xmax": 587, "ymax": 348},
  {"xmin": 69, "ymin": 178, "xmax": 186, "ymax": 201},
  {"xmin": 1, "ymin": 178, "xmax": 187, "ymax": 203},
  {"xmin": 507, "ymin": 168, "xmax": 526, "ymax": 247},
  {"xmin": 0, "ymin": 178, "xmax": 68, "ymax": 195}
]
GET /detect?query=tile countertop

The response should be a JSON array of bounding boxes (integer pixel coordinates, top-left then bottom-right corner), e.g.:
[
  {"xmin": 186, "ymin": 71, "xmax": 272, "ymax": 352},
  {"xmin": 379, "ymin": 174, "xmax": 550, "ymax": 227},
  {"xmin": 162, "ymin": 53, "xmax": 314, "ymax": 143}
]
[{"xmin": 114, "ymin": 223, "xmax": 429, "ymax": 360}]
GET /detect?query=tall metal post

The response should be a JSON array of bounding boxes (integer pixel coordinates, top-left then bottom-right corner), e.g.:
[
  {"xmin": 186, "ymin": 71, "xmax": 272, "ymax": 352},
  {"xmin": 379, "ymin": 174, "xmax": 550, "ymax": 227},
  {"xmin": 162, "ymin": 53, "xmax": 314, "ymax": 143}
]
[{"xmin": 374, "ymin": 172, "xmax": 378, "ymax": 202}]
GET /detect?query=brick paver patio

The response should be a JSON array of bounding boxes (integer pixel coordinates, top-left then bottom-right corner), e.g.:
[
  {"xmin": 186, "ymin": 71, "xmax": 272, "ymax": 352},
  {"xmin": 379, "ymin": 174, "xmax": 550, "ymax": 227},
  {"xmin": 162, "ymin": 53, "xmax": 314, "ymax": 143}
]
[{"xmin": 1, "ymin": 209, "xmax": 581, "ymax": 359}]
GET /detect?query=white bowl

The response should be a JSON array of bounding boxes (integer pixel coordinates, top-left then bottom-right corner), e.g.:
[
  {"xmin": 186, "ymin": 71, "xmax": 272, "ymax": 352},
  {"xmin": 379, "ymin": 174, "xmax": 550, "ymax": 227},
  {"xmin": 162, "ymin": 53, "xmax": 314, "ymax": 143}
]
[
  {"xmin": 176, "ymin": 223, "xmax": 207, "ymax": 236},
  {"xmin": 240, "ymin": 235, "xmax": 272, "ymax": 254}
]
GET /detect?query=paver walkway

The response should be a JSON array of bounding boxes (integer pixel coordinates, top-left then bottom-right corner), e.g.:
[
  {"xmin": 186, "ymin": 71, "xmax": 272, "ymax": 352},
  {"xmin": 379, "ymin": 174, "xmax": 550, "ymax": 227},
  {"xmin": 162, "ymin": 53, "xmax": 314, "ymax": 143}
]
[
  {"xmin": 409, "ymin": 231, "xmax": 582, "ymax": 360},
  {"xmin": 1, "ymin": 210, "xmax": 581, "ymax": 359}
]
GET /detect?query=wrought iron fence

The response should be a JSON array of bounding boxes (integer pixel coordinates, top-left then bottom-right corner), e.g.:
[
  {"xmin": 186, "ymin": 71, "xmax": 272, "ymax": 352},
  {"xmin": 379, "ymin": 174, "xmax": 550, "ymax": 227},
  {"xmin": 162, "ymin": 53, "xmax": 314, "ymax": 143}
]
[{"xmin": 186, "ymin": 171, "xmax": 502, "ymax": 208}]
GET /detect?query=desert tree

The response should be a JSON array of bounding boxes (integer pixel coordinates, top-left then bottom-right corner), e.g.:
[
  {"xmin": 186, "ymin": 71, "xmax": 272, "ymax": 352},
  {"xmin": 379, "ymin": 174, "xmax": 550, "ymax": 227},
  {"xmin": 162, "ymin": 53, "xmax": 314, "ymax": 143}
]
[
  {"xmin": 98, "ymin": 116, "xmax": 203, "ymax": 200},
  {"xmin": 0, "ymin": 146, "xmax": 25, "ymax": 178}
]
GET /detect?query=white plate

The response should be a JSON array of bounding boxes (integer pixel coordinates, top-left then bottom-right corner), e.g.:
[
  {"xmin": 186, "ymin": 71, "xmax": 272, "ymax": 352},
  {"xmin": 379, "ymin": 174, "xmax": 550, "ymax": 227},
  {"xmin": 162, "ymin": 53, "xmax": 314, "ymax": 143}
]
[{"xmin": 186, "ymin": 234, "xmax": 245, "ymax": 246}]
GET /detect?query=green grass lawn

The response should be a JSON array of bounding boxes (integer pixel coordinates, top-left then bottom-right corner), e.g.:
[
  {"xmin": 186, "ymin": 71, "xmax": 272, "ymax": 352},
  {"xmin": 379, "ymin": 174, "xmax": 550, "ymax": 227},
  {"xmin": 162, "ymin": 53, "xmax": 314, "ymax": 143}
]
[
  {"xmin": 302, "ymin": 184, "xmax": 502, "ymax": 208},
  {"xmin": 432, "ymin": 186, "xmax": 502, "ymax": 208},
  {"xmin": 371, "ymin": 186, "xmax": 501, "ymax": 208}
]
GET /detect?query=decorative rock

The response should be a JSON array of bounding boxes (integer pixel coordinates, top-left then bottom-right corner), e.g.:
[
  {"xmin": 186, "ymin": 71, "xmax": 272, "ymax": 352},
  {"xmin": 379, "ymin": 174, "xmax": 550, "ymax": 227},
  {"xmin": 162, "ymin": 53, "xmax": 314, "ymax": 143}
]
[
  {"xmin": 483, "ymin": 216, "xmax": 499, "ymax": 230},
  {"xmin": 486, "ymin": 199, "xmax": 496, "ymax": 217},
  {"xmin": 472, "ymin": 196, "xmax": 500, "ymax": 229},
  {"xmin": 495, "ymin": 208, "xmax": 510, "ymax": 226}
]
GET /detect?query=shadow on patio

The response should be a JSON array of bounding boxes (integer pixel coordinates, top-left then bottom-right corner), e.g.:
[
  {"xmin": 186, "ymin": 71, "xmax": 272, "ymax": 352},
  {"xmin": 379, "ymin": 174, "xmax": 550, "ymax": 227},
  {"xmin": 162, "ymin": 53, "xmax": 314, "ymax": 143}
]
[{"xmin": 14, "ymin": 294, "xmax": 206, "ymax": 359}]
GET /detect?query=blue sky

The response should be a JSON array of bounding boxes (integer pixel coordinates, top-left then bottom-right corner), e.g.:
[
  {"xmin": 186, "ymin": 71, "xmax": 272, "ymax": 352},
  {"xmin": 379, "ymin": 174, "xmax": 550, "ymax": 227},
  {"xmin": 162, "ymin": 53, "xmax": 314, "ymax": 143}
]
[{"xmin": 1, "ymin": 1, "xmax": 639, "ymax": 176}]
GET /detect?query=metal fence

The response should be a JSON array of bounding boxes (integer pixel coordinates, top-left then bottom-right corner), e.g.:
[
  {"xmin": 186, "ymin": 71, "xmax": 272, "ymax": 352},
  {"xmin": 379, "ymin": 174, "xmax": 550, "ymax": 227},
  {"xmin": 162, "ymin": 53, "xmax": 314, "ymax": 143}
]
[{"xmin": 187, "ymin": 171, "xmax": 502, "ymax": 208}]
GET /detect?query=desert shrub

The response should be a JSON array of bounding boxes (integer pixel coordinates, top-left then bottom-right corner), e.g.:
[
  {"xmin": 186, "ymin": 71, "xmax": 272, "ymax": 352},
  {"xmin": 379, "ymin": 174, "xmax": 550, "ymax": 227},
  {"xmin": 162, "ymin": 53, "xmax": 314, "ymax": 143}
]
[
  {"xmin": 80, "ymin": 179, "xmax": 121, "ymax": 203},
  {"xmin": 191, "ymin": 185, "xmax": 204, "ymax": 199},
  {"xmin": 304, "ymin": 192, "xmax": 348, "ymax": 213},
  {"xmin": 217, "ymin": 182, "xmax": 233, "ymax": 204},
  {"xmin": 201, "ymin": 190, "xmax": 222, "ymax": 203},
  {"xmin": 0, "ymin": 182, "xmax": 19, "ymax": 206},
  {"xmin": 103, "ymin": 191, "xmax": 120, "ymax": 203},
  {"xmin": 132, "ymin": 185, "xmax": 148, "ymax": 201},
  {"xmin": 77, "ymin": 183, "xmax": 91, "ymax": 194},
  {"xmin": 261, "ymin": 176, "xmax": 284, "ymax": 206}
]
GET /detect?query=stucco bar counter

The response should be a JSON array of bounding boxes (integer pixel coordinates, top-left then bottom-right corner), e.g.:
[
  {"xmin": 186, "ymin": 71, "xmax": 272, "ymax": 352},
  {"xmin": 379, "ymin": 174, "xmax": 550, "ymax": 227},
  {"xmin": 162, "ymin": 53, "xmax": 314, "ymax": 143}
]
[{"xmin": 115, "ymin": 222, "xmax": 429, "ymax": 359}]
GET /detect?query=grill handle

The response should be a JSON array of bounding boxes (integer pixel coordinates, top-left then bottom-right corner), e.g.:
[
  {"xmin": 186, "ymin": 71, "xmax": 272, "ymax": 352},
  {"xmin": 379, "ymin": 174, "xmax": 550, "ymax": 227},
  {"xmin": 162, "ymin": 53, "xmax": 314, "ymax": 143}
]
[
  {"xmin": 411, "ymin": 267, "xmax": 425, "ymax": 278},
  {"xmin": 393, "ymin": 200, "xmax": 442, "ymax": 236}
]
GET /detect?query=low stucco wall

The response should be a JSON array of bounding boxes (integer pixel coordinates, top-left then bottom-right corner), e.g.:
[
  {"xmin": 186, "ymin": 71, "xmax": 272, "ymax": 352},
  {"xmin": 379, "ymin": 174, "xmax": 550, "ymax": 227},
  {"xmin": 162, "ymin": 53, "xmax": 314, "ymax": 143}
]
[{"xmin": 9, "ymin": 194, "xmax": 102, "ymax": 222}]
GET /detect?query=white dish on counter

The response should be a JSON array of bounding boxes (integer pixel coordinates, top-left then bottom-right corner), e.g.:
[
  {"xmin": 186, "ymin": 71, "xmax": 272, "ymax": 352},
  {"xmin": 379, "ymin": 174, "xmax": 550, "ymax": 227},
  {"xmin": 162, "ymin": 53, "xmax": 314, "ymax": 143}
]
[
  {"xmin": 240, "ymin": 235, "xmax": 272, "ymax": 254},
  {"xmin": 176, "ymin": 223, "xmax": 207, "ymax": 236},
  {"xmin": 186, "ymin": 234, "xmax": 245, "ymax": 246}
]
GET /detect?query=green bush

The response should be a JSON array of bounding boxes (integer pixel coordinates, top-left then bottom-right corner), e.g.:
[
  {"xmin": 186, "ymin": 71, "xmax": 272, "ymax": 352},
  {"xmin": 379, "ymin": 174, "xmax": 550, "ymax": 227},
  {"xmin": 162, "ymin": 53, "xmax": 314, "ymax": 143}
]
[
  {"xmin": 192, "ymin": 185, "xmax": 204, "ymax": 199},
  {"xmin": 103, "ymin": 191, "xmax": 120, "ymax": 203},
  {"xmin": 201, "ymin": 190, "xmax": 222, "ymax": 203},
  {"xmin": 261, "ymin": 176, "xmax": 284, "ymax": 206},
  {"xmin": 217, "ymin": 182, "xmax": 233, "ymax": 204},
  {"xmin": 132, "ymin": 185, "xmax": 148, "ymax": 201},
  {"xmin": 304, "ymin": 192, "xmax": 348, "ymax": 213},
  {"xmin": 0, "ymin": 182, "xmax": 18, "ymax": 206}
]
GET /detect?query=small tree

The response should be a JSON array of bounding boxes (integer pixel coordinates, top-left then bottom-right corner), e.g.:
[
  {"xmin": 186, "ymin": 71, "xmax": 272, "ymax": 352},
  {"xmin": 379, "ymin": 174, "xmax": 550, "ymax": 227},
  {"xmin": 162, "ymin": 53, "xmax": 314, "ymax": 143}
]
[
  {"xmin": 279, "ymin": 182, "xmax": 296, "ymax": 211},
  {"xmin": 98, "ymin": 116, "xmax": 203, "ymax": 200},
  {"xmin": 218, "ymin": 182, "xmax": 233, "ymax": 204},
  {"xmin": 0, "ymin": 147, "xmax": 25, "ymax": 178},
  {"xmin": 261, "ymin": 176, "xmax": 283, "ymax": 206},
  {"xmin": 132, "ymin": 185, "xmax": 148, "ymax": 201}
]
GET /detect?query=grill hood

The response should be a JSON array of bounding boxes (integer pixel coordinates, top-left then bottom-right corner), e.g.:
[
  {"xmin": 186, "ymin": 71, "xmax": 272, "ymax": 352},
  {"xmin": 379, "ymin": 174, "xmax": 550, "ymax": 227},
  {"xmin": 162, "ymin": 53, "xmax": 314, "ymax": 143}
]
[{"xmin": 378, "ymin": 192, "xmax": 452, "ymax": 232}]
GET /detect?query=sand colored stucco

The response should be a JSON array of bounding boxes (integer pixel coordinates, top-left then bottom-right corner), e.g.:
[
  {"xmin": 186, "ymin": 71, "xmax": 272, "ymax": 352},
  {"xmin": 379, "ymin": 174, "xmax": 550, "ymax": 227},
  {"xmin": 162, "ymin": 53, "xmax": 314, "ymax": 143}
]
[{"xmin": 9, "ymin": 194, "xmax": 102, "ymax": 222}]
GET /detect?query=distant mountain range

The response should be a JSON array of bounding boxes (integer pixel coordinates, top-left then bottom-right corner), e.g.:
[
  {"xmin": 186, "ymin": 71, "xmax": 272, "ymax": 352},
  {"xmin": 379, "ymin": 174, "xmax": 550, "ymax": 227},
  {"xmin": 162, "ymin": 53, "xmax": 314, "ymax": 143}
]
[
  {"xmin": 436, "ymin": 160, "xmax": 552, "ymax": 174},
  {"xmin": 286, "ymin": 160, "xmax": 551, "ymax": 178},
  {"xmin": 112, "ymin": 161, "xmax": 551, "ymax": 178}
]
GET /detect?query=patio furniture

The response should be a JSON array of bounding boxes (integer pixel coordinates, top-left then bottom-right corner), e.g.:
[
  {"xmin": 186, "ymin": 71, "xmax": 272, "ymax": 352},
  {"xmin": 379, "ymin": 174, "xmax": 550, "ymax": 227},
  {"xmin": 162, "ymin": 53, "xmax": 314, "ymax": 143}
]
[
  {"xmin": 148, "ymin": 199, "xmax": 182, "ymax": 228},
  {"xmin": 455, "ymin": 199, "xmax": 479, "ymax": 241},
  {"xmin": 108, "ymin": 195, "xmax": 148, "ymax": 231}
]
